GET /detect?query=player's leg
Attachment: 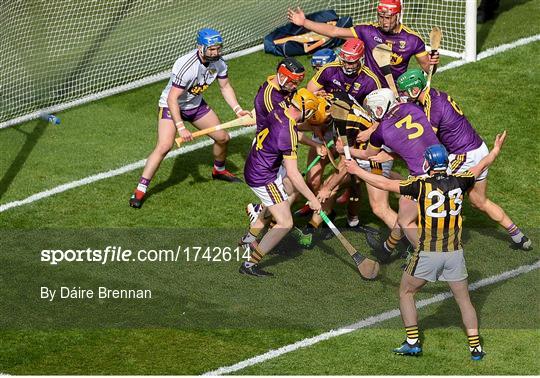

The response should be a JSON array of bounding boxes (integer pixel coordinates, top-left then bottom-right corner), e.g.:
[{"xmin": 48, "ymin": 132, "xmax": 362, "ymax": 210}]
[
  {"xmin": 368, "ymin": 196, "xmax": 415, "ymax": 262},
  {"xmin": 240, "ymin": 201, "xmax": 293, "ymax": 277},
  {"xmin": 191, "ymin": 106, "xmax": 241, "ymax": 183},
  {"xmin": 129, "ymin": 115, "xmax": 176, "ymax": 208},
  {"xmin": 366, "ymin": 183, "xmax": 397, "ymax": 229},
  {"xmin": 447, "ymin": 279, "xmax": 485, "ymax": 360},
  {"xmin": 283, "ymin": 175, "xmax": 314, "ymax": 248},
  {"xmin": 468, "ymin": 180, "xmax": 531, "ymax": 250},
  {"xmin": 296, "ymin": 146, "xmax": 329, "ymax": 217},
  {"xmin": 397, "ymin": 196, "xmax": 419, "ymax": 249},
  {"xmin": 306, "ymin": 145, "xmax": 327, "ymax": 192},
  {"xmin": 394, "ymin": 271, "xmax": 427, "ymax": 356}
]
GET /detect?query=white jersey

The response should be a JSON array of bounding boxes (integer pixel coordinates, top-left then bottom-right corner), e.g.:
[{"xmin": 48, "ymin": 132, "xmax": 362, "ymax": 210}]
[{"xmin": 158, "ymin": 49, "xmax": 228, "ymax": 110}]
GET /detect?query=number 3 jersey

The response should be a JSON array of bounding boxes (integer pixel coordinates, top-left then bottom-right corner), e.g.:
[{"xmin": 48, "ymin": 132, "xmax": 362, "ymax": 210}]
[
  {"xmin": 400, "ymin": 172, "xmax": 476, "ymax": 252},
  {"xmin": 244, "ymin": 107, "xmax": 298, "ymax": 187},
  {"xmin": 159, "ymin": 49, "xmax": 228, "ymax": 110},
  {"xmin": 368, "ymin": 102, "xmax": 439, "ymax": 176}
]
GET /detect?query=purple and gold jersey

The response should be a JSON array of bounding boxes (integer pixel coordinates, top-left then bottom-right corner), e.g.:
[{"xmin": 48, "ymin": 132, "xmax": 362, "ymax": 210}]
[
  {"xmin": 421, "ymin": 88, "xmax": 483, "ymax": 154},
  {"xmin": 244, "ymin": 107, "xmax": 298, "ymax": 187},
  {"xmin": 159, "ymin": 50, "xmax": 227, "ymax": 110},
  {"xmin": 253, "ymin": 75, "xmax": 292, "ymax": 133},
  {"xmin": 309, "ymin": 63, "xmax": 382, "ymax": 104},
  {"xmin": 369, "ymin": 102, "xmax": 439, "ymax": 176},
  {"xmin": 351, "ymin": 23, "xmax": 427, "ymax": 83}
]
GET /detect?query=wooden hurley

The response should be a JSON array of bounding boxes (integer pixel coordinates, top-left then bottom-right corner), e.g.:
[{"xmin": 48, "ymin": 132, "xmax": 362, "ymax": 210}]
[
  {"xmin": 426, "ymin": 26, "xmax": 443, "ymax": 88},
  {"xmin": 319, "ymin": 210, "xmax": 380, "ymax": 280},
  {"xmin": 372, "ymin": 44, "xmax": 399, "ymax": 98},
  {"xmin": 175, "ymin": 112, "xmax": 256, "ymax": 147}
]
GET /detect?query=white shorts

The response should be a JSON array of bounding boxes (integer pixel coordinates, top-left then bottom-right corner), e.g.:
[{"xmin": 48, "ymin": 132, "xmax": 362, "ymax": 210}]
[
  {"xmin": 449, "ymin": 142, "xmax": 489, "ymax": 181},
  {"xmin": 405, "ymin": 250, "xmax": 468, "ymax": 282},
  {"xmin": 311, "ymin": 128, "xmax": 335, "ymax": 144},
  {"xmin": 249, "ymin": 166, "xmax": 288, "ymax": 207}
]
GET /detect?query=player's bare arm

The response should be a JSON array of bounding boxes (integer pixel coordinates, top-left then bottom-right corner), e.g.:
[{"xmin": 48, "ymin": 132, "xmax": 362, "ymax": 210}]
[
  {"xmin": 298, "ymin": 131, "xmax": 325, "ymax": 154},
  {"xmin": 287, "ymin": 7, "xmax": 354, "ymax": 39},
  {"xmin": 369, "ymin": 149, "xmax": 395, "ymax": 163},
  {"xmin": 217, "ymin": 77, "xmax": 251, "ymax": 118},
  {"xmin": 416, "ymin": 51, "xmax": 440, "ymax": 75},
  {"xmin": 345, "ymin": 159, "xmax": 400, "ymax": 193},
  {"xmin": 469, "ymin": 131, "xmax": 507, "ymax": 178},
  {"xmin": 345, "ymin": 142, "xmax": 379, "ymax": 160},
  {"xmin": 167, "ymin": 86, "xmax": 192, "ymax": 141},
  {"xmin": 317, "ymin": 161, "xmax": 348, "ymax": 203},
  {"xmin": 283, "ymin": 158, "xmax": 321, "ymax": 211}
]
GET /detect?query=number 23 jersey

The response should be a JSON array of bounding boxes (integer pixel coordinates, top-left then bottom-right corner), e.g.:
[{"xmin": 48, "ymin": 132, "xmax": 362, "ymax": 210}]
[{"xmin": 400, "ymin": 172, "xmax": 476, "ymax": 252}]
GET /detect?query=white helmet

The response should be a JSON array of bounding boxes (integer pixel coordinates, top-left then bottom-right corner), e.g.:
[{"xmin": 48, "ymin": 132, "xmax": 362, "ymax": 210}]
[{"xmin": 363, "ymin": 88, "xmax": 397, "ymax": 120}]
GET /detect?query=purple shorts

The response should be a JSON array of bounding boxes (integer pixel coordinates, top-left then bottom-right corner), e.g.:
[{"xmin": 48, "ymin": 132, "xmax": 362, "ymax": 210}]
[{"xmin": 158, "ymin": 100, "xmax": 211, "ymax": 123}]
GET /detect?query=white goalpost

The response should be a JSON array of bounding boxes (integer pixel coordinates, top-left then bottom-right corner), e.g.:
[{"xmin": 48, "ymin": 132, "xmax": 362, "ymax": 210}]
[{"xmin": 0, "ymin": 0, "xmax": 477, "ymax": 129}]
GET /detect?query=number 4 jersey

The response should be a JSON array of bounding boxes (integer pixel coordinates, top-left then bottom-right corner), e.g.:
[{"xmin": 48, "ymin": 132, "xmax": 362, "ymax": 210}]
[
  {"xmin": 400, "ymin": 171, "xmax": 476, "ymax": 252},
  {"xmin": 244, "ymin": 106, "xmax": 298, "ymax": 187}
]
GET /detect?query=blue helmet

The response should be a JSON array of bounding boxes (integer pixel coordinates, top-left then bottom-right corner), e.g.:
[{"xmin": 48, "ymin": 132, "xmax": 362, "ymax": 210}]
[
  {"xmin": 424, "ymin": 144, "xmax": 449, "ymax": 172},
  {"xmin": 197, "ymin": 28, "xmax": 223, "ymax": 62},
  {"xmin": 197, "ymin": 28, "xmax": 223, "ymax": 47},
  {"xmin": 311, "ymin": 48, "xmax": 337, "ymax": 69}
]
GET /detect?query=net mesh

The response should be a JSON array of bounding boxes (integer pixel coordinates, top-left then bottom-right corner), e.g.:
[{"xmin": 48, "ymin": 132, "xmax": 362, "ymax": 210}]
[{"xmin": 0, "ymin": 0, "xmax": 469, "ymax": 127}]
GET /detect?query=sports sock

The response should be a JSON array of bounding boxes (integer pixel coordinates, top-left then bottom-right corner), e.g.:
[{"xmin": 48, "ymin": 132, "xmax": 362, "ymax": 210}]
[
  {"xmin": 214, "ymin": 159, "xmax": 226, "ymax": 172},
  {"xmin": 241, "ymin": 227, "xmax": 261, "ymax": 244},
  {"xmin": 136, "ymin": 176, "xmax": 151, "ymax": 193},
  {"xmin": 405, "ymin": 325, "xmax": 419, "ymax": 345},
  {"xmin": 247, "ymin": 243, "xmax": 267, "ymax": 265},
  {"xmin": 468, "ymin": 335, "xmax": 482, "ymax": 352},
  {"xmin": 507, "ymin": 223, "xmax": 525, "ymax": 243},
  {"xmin": 384, "ymin": 229, "xmax": 404, "ymax": 253}
]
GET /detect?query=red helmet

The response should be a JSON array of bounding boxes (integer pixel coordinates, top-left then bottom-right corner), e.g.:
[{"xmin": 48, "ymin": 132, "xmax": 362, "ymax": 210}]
[
  {"xmin": 338, "ymin": 39, "xmax": 365, "ymax": 75},
  {"xmin": 377, "ymin": 0, "xmax": 401, "ymax": 16},
  {"xmin": 276, "ymin": 57, "xmax": 305, "ymax": 91},
  {"xmin": 339, "ymin": 39, "xmax": 365, "ymax": 62}
]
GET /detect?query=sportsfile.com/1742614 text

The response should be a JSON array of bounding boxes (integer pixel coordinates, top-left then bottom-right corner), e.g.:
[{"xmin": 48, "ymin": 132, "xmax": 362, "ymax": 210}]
[{"xmin": 40, "ymin": 246, "xmax": 250, "ymax": 265}]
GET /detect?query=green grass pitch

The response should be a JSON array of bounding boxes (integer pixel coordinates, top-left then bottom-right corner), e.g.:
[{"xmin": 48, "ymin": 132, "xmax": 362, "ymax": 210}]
[{"xmin": 0, "ymin": 0, "xmax": 539, "ymax": 375}]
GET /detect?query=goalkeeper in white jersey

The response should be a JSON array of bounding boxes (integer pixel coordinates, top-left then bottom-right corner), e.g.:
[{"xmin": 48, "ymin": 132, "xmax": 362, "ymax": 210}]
[{"xmin": 130, "ymin": 28, "xmax": 251, "ymax": 208}]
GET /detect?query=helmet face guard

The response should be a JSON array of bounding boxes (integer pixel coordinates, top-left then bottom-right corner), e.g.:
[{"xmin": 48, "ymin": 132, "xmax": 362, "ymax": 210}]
[
  {"xmin": 339, "ymin": 39, "xmax": 365, "ymax": 75},
  {"xmin": 339, "ymin": 55, "xmax": 365, "ymax": 75},
  {"xmin": 291, "ymin": 88, "xmax": 320, "ymax": 122},
  {"xmin": 363, "ymin": 88, "xmax": 396, "ymax": 120},
  {"xmin": 377, "ymin": 0, "xmax": 401, "ymax": 33},
  {"xmin": 197, "ymin": 28, "xmax": 223, "ymax": 62},
  {"xmin": 397, "ymin": 69, "xmax": 427, "ymax": 100},
  {"xmin": 277, "ymin": 58, "xmax": 305, "ymax": 92}
]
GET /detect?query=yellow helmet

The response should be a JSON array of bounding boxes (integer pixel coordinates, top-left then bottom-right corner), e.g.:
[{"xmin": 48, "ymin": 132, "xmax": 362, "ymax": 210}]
[
  {"xmin": 291, "ymin": 88, "xmax": 320, "ymax": 122},
  {"xmin": 310, "ymin": 97, "xmax": 330, "ymax": 125}
]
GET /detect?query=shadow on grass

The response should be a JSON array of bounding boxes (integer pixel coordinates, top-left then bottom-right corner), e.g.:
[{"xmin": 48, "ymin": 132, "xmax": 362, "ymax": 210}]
[
  {"xmin": 144, "ymin": 135, "xmax": 249, "ymax": 201},
  {"xmin": 0, "ymin": 122, "xmax": 46, "ymax": 201},
  {"xmin": 477, "ymin": 0, "xmax": 533, "ymax": 52}
]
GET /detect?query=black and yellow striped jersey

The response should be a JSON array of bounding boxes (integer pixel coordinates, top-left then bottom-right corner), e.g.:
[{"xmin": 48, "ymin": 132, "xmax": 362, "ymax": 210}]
[{"xmin": 399, "ymin": 171, "xmax": 476, "ymax": 252}]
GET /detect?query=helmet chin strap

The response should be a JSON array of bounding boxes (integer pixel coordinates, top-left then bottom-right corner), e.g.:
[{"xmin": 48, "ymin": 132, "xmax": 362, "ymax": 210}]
[{"xmin": 199, "ymin": 45, "xmax": 221, "ymax": 62}]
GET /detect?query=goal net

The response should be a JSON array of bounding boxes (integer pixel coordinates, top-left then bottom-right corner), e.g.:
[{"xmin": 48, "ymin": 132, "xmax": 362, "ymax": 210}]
[{"xmin": 0, "ymin": 0, "xmax": 475, "ymax": 129}]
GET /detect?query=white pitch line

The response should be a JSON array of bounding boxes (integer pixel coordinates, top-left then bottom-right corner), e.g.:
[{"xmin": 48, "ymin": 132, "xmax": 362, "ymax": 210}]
[
  {"xmin": 1, "ymin": 34, "xmax": 539, "ymax": 214},
  {"xmin": 0, "ymin": 126, "xmax": 254, "ymax": 213},
  {"xmin": 204, "ymin": 260, "xmax": 540, "ymax": 376},
  {"xmin": 437, "ymin": 33, "xmax": 540, "ymax": 72}
]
